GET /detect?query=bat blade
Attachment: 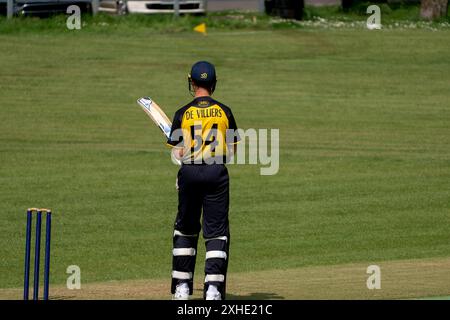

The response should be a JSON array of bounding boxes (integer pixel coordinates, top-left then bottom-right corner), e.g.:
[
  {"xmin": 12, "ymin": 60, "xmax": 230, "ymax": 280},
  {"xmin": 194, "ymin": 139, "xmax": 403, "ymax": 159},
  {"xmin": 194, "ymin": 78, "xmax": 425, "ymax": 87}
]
[
  {"xmin": 137, "ymin": 97, "xmax": 172, "ymax": 139},
  {"xmin": 137, "ymin": 96, "xmax": 182, "ymax": 166}
]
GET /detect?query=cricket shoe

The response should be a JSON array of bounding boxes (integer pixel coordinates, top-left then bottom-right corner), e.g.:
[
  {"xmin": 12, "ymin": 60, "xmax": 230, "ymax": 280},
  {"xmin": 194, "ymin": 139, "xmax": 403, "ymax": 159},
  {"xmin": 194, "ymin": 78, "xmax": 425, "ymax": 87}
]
[
  {"xmin": 173, "ymin": 282, "xmax": 190, "ymax": 300},
  {"xmin": 205, "ymin": 285, "xmax": 221, "ymax": 300}
]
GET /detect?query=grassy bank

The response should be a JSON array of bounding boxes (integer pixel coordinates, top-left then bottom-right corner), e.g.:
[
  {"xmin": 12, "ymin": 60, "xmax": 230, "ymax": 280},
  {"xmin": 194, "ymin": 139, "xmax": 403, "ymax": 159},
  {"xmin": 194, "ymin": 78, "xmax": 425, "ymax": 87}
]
[{"xmin": 0, "ymin": 5, "xmax": 449, "ymax": 34}]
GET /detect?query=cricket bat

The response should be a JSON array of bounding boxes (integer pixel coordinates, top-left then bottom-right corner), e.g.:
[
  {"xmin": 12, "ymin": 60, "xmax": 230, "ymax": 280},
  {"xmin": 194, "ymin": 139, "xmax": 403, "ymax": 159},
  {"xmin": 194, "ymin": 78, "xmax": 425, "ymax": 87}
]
[
  {"xmin": 137, "ymin": 97, "xmax": 172, "ymax": 139},
  {"xmin": 137, "ymin": 97, "xmax": 181, "ymax": 165}
]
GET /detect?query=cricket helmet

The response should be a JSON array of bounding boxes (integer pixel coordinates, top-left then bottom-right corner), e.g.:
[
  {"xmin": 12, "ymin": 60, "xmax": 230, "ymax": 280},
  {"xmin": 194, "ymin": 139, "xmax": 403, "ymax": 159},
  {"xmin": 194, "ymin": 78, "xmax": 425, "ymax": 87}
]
[{"xmin": 188, "ymin": 61, "xmax": 217, "ymax": 95}]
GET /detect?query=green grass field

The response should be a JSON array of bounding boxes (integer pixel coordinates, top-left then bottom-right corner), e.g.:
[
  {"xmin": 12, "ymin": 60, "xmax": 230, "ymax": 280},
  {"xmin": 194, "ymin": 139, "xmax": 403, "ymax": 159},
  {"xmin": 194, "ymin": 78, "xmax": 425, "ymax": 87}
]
[{"xmin": 1, "ymin": 12, "xmax": 450, "ymax": 299}]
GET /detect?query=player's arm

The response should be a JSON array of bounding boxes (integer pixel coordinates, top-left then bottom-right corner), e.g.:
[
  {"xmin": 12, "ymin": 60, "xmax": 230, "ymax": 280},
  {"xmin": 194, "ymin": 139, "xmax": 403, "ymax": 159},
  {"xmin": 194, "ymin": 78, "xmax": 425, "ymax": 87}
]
[
  {"xmin": 167, "ymin": 110, "xmax": 185, "ymax": 160},
  {"xmin": 226, "ymin": 110, "xmax": 241, "ymax": 157}
]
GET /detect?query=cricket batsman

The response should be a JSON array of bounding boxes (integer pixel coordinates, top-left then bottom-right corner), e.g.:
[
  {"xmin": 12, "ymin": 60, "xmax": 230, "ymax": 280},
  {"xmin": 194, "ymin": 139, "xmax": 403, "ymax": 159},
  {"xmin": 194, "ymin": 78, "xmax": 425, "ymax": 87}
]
[{"xmin": 167, "ymin": 61, "xmax": 240, "ymax": 300}]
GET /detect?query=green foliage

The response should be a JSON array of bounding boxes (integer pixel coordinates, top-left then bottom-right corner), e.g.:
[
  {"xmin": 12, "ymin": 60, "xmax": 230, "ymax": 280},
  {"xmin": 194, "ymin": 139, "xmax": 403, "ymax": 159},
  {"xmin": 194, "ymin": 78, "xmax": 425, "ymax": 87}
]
[
  {"xmin": 308, "ymin": 2, "xmax": 448, "ymax": 23},
  {"xmin": 0, "ymin": 12, "xmax": 285, "ymax": 34},
  {"xmin": 1, "ymin": 5, "xmax": 449, "ymax": 34},
  {"xmin": 303, "ymin": 3, "xmax": 422, "ymax": 21}
]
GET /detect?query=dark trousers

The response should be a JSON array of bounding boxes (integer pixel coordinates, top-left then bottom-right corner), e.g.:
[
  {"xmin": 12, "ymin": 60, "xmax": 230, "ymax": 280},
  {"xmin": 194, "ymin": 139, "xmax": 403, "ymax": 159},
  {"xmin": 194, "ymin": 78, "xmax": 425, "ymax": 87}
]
[{"xmin": 171, "ymin": 164, "xmax": 230, "ymax": 299}]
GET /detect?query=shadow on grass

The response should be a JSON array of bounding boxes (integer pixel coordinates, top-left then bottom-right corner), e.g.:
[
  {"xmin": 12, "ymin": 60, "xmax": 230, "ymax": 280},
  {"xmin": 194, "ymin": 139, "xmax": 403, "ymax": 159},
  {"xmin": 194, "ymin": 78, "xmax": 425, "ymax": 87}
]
[
  {"xmin": 190, "ymin": 289, "xmax": 284, "ymax": 300},
  {"xmin": 226, "ymin": 292, "xmax": 284, "ymax": 300}
]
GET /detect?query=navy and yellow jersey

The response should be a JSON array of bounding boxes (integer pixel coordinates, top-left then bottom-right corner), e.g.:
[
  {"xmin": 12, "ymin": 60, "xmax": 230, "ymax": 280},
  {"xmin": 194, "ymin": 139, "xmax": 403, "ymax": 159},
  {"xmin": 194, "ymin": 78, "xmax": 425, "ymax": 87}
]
[{"xmin": 167, "ymin": 96, "xmax": 240, "ymax": 164}]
